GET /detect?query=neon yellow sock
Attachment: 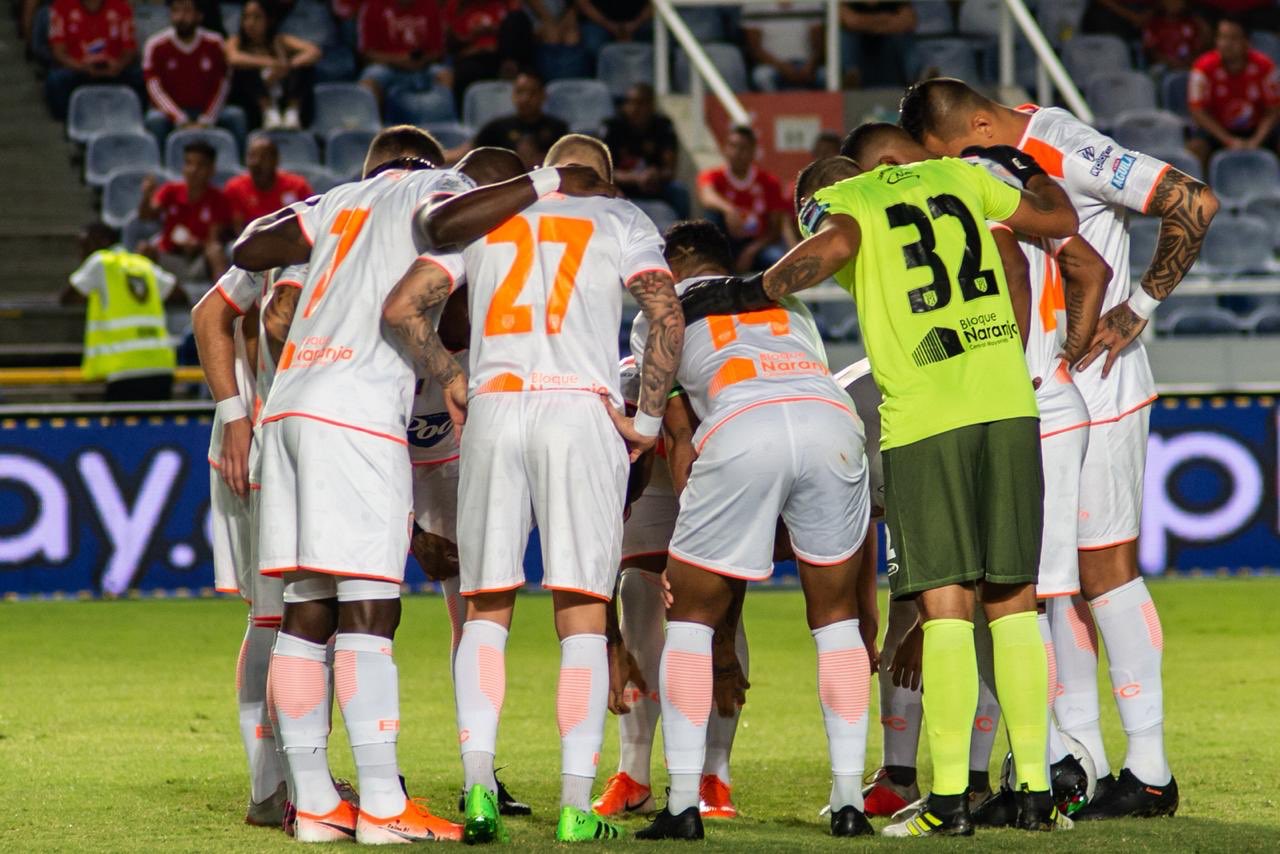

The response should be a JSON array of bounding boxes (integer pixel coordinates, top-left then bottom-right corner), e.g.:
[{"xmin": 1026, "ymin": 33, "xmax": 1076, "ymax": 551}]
[
  {"xmin": 921, "ymin": 619, "xmax": 977, "ymax": 796},
  {"xmin": 990, "ymin": 610, "xmax": 1050, "ymax": 791}
]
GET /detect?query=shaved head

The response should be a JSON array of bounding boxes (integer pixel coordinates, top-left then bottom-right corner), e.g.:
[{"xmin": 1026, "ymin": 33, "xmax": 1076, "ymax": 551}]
[
  {"xmin": 840, "ymin": 122, "xmax": 934, "ymax": 170},
  {"xmin": 456, "ymin": 146, "xmax": 525, "ymax": 186},
  {"xmin": 545, "ymin": 133, "xmax": 613, "ymax": 181},
  {"xmin": 794, "ymin": 155, "xmax": 860, "ymax": 215},
  {"xmin": 898, "ymin": 78, "xmax": 998, "ymax": 144}
]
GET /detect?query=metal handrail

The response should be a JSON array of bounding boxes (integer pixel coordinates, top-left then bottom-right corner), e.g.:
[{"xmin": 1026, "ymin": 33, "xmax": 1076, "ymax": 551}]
[{"xmin": 1000, "ymin": 0, "xmax": 1094, "ymax": 123}]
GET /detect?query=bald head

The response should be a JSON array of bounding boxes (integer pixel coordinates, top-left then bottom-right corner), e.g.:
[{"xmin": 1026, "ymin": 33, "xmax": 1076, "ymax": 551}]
[
  {"xmin": 362, "ymin": 125, "xmax": 445, "ymax": 178},
  {"xmin": 898, "ymin": 77, "xmax": 1013, "ymax": 157},
  {"xmin": 456, "ymin": 146, "xmax": 525, "ymax": 186},
  {"xmin": 545, "ymin": 133, "xmax": 613, "ymax": 181},
  {"xmin": 794, "ymin": 155, "xmax": 860, "ymax": 215},
  {"xmin": 840, "ymin": 122, "xmax": 934, "ymax": 170}
]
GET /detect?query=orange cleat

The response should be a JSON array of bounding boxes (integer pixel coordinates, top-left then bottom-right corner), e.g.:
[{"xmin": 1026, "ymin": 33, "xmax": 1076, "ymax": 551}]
[
  {"xmin": 592, "ymin": 772, "xmax": 656, "ymax": 816},
  {"xmin": 862, "ymin": 767, "xmax": 920, "ymax": 818},
  {"xmin": 294, "ymin": 800, "xmax": 358, "ymax": 843},
  {"xmin": 356, "ymin": 798, "xmax": 464, "ymax": 844},
  {"xmin": 699, "ymin": 775, "xmax": 738, "ymax": 819}
]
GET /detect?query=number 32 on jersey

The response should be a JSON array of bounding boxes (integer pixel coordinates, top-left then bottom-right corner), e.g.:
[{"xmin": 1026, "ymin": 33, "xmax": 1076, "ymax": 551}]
[{"xmin": 483, "ymin": 214, "xmax": 594, "ymax": 336}]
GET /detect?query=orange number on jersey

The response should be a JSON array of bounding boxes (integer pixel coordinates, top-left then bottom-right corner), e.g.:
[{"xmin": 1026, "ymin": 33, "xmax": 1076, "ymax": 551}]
[
  {"xmin": 303, "ymin": 207, "xmax": 370, "ymax": 319},
  {"xmin": 483, "ymin": 214, "xmax": 594, "ymax": 336},
  {"xmin": 1038, "ymin": 255, "xmax": 1065, "ymax": 333},
  {"xmin": 705, "ymin": 308, "xmax": 791, "ymax": 350}
]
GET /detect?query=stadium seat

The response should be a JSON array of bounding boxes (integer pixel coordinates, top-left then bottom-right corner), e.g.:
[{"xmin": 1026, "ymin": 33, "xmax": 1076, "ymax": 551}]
[
  {"xmin": 67, "ymin": 85, "xmax": 145, "ymax": 144},
  {"xmin": 911, "ymin": 38, "xmax": 981, "ymax": 82},
  {"xmin": 101, "ymin": 168, "xmax": 167, "ymax": 228},
  {"xmin": 545, "ymin": 79, "xmax": 614, "ymax": 134},
  {"xmin": 423, "ymin": 122, "xmax": 473, "ymax": 151},
  {"xmin": 1200, "ymin": 213, "xmax": 1275, "ymax": 274},
  {"xmin": 325, "ymin": 128, "xmax": 377, "ymax": 178},
  {"xmin": 632, "ymin": 199, "xmax": 679, "ymax": 234},
  {"xmin": 680, "ymin": 8, "xmax": 730, "ymax": 42},
  {"xmin": 134, "ymin": 4, "xmax": 170, "ymax": 45},
  {"xmin": 597, "ymin": 43, "xmax": 655, "ymax": 98},
  {"xmin": 165, "ymin": 127, "xmax": 241, "ymax": 173},
  {"xmin": 279, "ymin": 0, "xmax": 337, "ymax": 47},
  {"xmin": 248, "ymin": 129, "xmax": 321, "ymax": 168},
  {"xmin": 84, "ymin": 131, "xmax": 161, "ymax": 187},
  {"xmin": 289, "ymin": 163, "xmax": 341, "ymax": 193},
  {"xmin": 811, "ymin": 299, "xmax": 860, "ymax": 341},
  {"xmin": 1244, "ymin": 192, "xmax": 1280, "ymax": 248},
  {"xmin": 957, "ymin": 0, "xmax": 1005, "ymax": 36},
  {"xmin": 1251, "ymin": 31, "xmax": 1280, "ymax": 66},
  {"xmin": 1166, "ymin": 306, "xmax": 1244, "ymax": 336},
  {"xmin": 1244, "ymin": 305, "xmax": 1280, "ymax": 334},
  {"xmin": 674, "ymin": 43, "xmax": 749, "ymax": 94},
  {"xmin": 315, "ymin": 44, "xmax": 358, "ymax": 84},
  {"xmin": 463, "ymin": 80, "xmax": 515, "ymax": 129},
  {"xmin": 914, "ymin": 1, "xmax": 955, "ymax": 36},
  {"xmin": 1128, "ymin": 217, "xmax": 1161, "ymax": 275},
  {"xmin": 391, "ymin": 87, "xmax": 457, "ymax": 126},
  {"xmin": 221, "ymin": 2, "xmax": 241, "ymax": 35},
  {"xmin": 1085, "ymin": 71, "xmax": 1157, "ymax": 123},
  {"xmin": 1037, "ymin": 0, "xmax": 1087, "ymax": 45},
  {"xmin": 1208, "ymin": 148, "xmax": 1280, "ymax": 205},
  {"xmin": 1161, "ymin": 69, "xmax": 1190, "ymax": 116},
  {"xmin": 1110, "ymin": 109, "xmax": 1186, "ymax": 152},
  {"xmin": 29, "ymin": 2, "xmax": 52, "ymax": 66},
  {"xmin": 311, "ymin": 83, "xmax": 381, "ymax": 137},
  {"xmin": 1147, "ymin": 146, "xmax": 1202, "ymax": 182},
  {"xmin": 1063, "ymin": 34, "xmax": 1132, "ymax": 82},
  {"xmin": 120, "ymin": 214, "xmax": 162, "ymax": 251},
  {"xmin": 211, "ymin": 167, "xmax": 245, "ymax": 188}
]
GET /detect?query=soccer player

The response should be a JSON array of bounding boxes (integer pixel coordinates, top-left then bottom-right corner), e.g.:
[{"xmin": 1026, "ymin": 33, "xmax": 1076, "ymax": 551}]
[
  {"xmin": 385, "ymin": 134, "xmax": 684, "ymax": 844},
  {"xmin": 899, "ymin": 78, "xmax": 1220, "ymax": 819}
]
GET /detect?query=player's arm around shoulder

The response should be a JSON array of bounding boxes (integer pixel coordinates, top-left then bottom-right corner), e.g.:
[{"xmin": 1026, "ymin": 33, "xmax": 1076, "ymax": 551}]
[
  {"xmin": 964, "ymin": 146, "xmax": 1077, "ymax": 239},
  {"xmin": 383, "ymin": 254, "xmax": 468, "ymax": 431},
  {"xmin": 615, "ymin": 267, "xmax": 684, "ymax": 461},
  {"xmin": 761, "ymin": 210, "xmax": 862, "ymax": 300}
]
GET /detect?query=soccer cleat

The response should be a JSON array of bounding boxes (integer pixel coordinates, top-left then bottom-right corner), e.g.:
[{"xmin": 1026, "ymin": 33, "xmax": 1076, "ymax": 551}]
[
  {"xmin": 1015, "ymin": 785, "xmax": 1072, "ymax": 832},
  {"xmin": 456, "ymin": 773, "xmax": 532, "ymax": 816},
  {"xmin": 462, "ymin": 784, "xmax": 509, "ymax": 844},
  {"xmin": 1091, "ymin": 772, "xmax": 1118, "ymax": 805},
  {"xmin": 635, "ymin": 805, "xmax": 704, "ymax": 841},
  {"xmin": 971, "ymin": 787, "xmax": 1018, "ymax": 828},
  {"xmin": 592, "ymin": 772, "xmax": 656, "ymax": 816},
  {"xmin": 830, "ymin": 805, "xmax": 875, "ymax": 837},
  {"xmin": 294, "ymin": 800, "xmax": 358, "ymax": 843},
  {"xmin": 357, "ymin": 798, "xmax": 464, "ymax": 845},
  {"xmin": 1074, "ymin": 769, "xmax": 1179, "ymax": 820},
  {"xmin": 555, "ymin": 806, "xmax": 624, "ymax": 842},
  {"xmin": 1051, "ymin": 754, "xmax": 1091, "ymax": 816},
  {"xmin": 245, "ymin": 780, "xmax": 288, "ymax": 827},
  {"xmin": 862, "ymin": 767, "xmax": 920, "ymax": 817},
  {"xmin": 881, "ymin": 794, "xmax": 974, "ymax": 838},
  {"xmin": 698, "ymin": 775, "xmax": 737, "ymax": 819}
]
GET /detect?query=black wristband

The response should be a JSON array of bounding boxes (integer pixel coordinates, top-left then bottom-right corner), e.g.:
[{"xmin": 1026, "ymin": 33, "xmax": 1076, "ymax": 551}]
[
  {"xmin": 962, "ymin": 144, "xmax": 1047, "ymax": 186},
  {"xmin": 678, "ymin": 273, "xmax": 773, "ymax": 324}
]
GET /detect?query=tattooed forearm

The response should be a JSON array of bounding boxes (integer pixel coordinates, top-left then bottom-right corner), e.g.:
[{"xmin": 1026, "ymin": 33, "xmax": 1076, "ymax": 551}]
[
  {"xmin": 764, "ymin": 254, "xmax": 823, "ymax": 300},
  {"xmin": 1057, "ymin": 237, "xmax": 1107, "ymax": 363},
  {"xmin": 1062, "ymin": 278, "xmax": 1091, "ymax": 363},
  {"xmin": 629, "ymin": 269, "xmax": 685, "ymax": 419},
  {"xmin": 762, "ymin": 216, "xmax": 861, "ymax": 299},
  {"xmin": 384, "ymin": 262, "xmax": 463, "ymax": 388},
  {"xmin": 1139, "ymin": 169, "xmax": 1219, "ymax": 300}
]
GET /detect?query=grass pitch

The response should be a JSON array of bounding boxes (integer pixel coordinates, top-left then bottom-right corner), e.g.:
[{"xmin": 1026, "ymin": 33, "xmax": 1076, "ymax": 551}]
[{"xmin": 1, "ymin": 578, "xmax": 1276, "ymax": 852}]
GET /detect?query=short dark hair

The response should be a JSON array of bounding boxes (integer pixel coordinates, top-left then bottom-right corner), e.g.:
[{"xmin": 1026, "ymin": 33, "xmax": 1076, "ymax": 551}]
[
  {"xmin": 813, "ymin": 130, "xmax": 841, "ymax": 150},
  {"xmin": 729, "ymin": 124, "xmax": 756, "ymax": 145},
  {"xmin": 83, "ymin": 220, "xmax": 120, "ymax": 247},
  {"xmin": 840, "ymin": 122, "xmax": 913, "ymax": 168},
  {"xmin": 1218, "ymin": 16, "xmax": 1250, "ymax": 37},
  {"xmin": 546, "ymin": 133, "xmax": 613, "ymax": 181},
  {"xmin": 662, "ymin": 219, "xmax": 734, "ymax": 275},
  {"xmin": 515, "ymin": 69, "xmax": 546, "ymax": 88},
  {"xmin": 183, "ymin": 139, "xmax": 217, "ymax": 164},
  {"xmin": 898, "ymin": 77, "xmax": 994, "ymax": 143},
  {"xmin": 457, "ymin": 146, "xmax": 525, "ymax": 186},
  {"xmin": 363, "ymin": 125, "xmax": 444, "ymax": 177},
  {"xmin": 794, "ymin": 156, "xmax": 859, "ymax": 215}
]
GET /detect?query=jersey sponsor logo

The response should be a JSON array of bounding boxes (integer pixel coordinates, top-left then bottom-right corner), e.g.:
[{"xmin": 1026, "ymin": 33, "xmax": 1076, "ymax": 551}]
[
  {"xmin": 289, "ymin": 335, "xmax": 355, "ymax": 369},
  {"xmin": 911, "ymin": 326, "xmax": 965, "ymax": 367},
  {"xmin": 406, "ymin": 412, "xmax": 453, "ymax": 448},
  {"xmin": 1077, "ymin": 145, "xmax": 1096, "ymax": 161},
  {"xmin": 959, "ymin": 312, "xmax": 1020, "ymax": 348},
  {"xmin": 1087, "ymin": 144, "xmax": 1114, "ymax": 178},
  {"xmin": 1112, "ymin": 153, "xmax": 1137, "ymax": 189},
  {"xmin": 757, "ymin": 351, "xmax": 829, "ymax": 376}
]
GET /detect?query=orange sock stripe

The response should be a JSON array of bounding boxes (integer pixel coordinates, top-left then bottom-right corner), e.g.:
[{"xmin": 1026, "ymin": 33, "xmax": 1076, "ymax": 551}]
[
  {"xmin": 557, "ymin": 666, "xmax": 593, "ymax": 737},
  {"xmin": 235, "ymin": 636, "xmax": 249, "ymax": 694},
  {"xmin": 334, "ymin": 650, "xmax": 359, "ymax": 710},
  {"xmin": 478, "ymin": 645, "xmax": 505, "ymax": 714},
  {"xmin": 271, "ymin": 656, "xmax": 327, "ymax": 720},
  {"xmin": 1139, "ymin": 599, "xmax": 1164, "ymax": 651},
  {"xmin": 664, "ymin": 650, "xmax": 712, "ymax": 728},
  {"xmin": 817, "ymin": 647, "xmax": 871, "ymax": 725},
  {"xmin": 1044, "ymin": 640, "xmax": 1059, "ymax": 708}
]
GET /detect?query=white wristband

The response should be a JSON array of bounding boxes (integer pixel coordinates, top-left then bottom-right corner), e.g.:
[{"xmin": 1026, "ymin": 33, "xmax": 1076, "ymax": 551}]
[
  {"xmin": 632, "ymin": 410, "xmax": 662, "ymax": 439},
  {"xmin": 529, "ymin": 166, "xmax": 561, "ymax": 197},
  {"xmin": 1127, "ymin": 288, "xmax": 1162, "ymax": 320},
  {"xmin": 215, "ymin": 396, "xmax": 249, "ymax": 423}
]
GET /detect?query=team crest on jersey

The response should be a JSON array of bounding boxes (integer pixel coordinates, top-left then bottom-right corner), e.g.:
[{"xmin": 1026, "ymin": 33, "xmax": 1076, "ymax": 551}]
[
  {"xmin": 407, "ymin": 412, "xmax": 453, "ymax": 448},
  {"xmin": 126, "ymin": 274, "xmax": 149, "ymax": 302}
]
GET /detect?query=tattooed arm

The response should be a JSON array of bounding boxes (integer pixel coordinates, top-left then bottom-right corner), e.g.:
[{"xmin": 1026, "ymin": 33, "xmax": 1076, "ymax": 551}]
[
  {"xmin": 1056, "ymin": 236, "xmax": 1109, "ymax": 364},
  {"xmin": 762, "ymin": 213, "xmax": 862, "ymax": 300},
  {"xmin": 383, "ymin": 258, "xmax": 467, "ymax": 427},
  {"xmin": 607, "ymin": 269, "xmax": 684, "ymax": 462}
]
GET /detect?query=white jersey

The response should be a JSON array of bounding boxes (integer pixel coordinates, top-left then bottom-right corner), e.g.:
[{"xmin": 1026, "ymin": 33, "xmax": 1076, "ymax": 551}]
[
  {"xmin": 450, "ymin": 193, "xmax": 668, "ymax": 408},
  {"xmin": 207, "ymin": 267, "xmax": 261, "ymax": 465},
  {"xmin": 631, "ymin": 276, "xmax": 850, "ymax": 448},
  {"xmin": 1016, "ymin": 105, "xmax": 1169, "ymax": 421},
  {"xmin": 408, "ymin": 350, "xmax": 467, "ymax": 465},
  {"xmin": 259, "ymin": 168, "xmax": 474, "ymax": 441},
  {"xmin": 254, "ymin": 264, "xmax": 307, "ymax": 424}
]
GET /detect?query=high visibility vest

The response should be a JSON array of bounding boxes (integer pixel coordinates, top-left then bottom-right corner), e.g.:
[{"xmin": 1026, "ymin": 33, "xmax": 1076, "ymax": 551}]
[{"xmin": 81, "ymin": 249, "xmax": 176, "ymax": 381}]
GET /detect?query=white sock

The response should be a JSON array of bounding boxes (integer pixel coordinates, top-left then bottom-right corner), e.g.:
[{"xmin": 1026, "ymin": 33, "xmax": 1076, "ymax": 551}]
[
  {"xmin": 812, "ymin": 619, "xmax": 870, "ymax": 811},
  {"xmin": 660, "ymin": 621, "xmax": 714, "ymax": 814},
  {"xmin": 1090, "ymin": 578, "xmax": 1171, "ymax": 785},
  {"xmin": 442, "ymin": 576, "xmax": 465, "ymax": 670},
  {"xmin": 703, "ymin": 620, "xmax": 747, "ymax": 785},
  {"xmin": 455, "ymin": 620, "xmax": 507, "ymax": 792},
  {"xmin": 334, "ymin": 633, "xmax": 405, "ymax": 819},
  {"xmin": 271, "ymin": 632, "xmax": 339, "ymax": 815},
  {"xmin": 879, "ymin": 599, "xmax": 923, "ymax": 772},
  {"xmin": 238, "ymin": 619, "xmax": 286, "ymax": 803},
  {"xmin": 971, "ymin": 611, "xmax": 1001, "ymax": 783},
  {"xmin": 617, "ymin": 568, "xmax": 664, "ymax": 786},
  {"xmin": 1037, "ymin": 612, "xmax": 1069, "ymax": 765},
  {"xmin": 1048, "ymin": 594, "xmax": 1110, "ymax": 777},
  {"xmin": 558, "ymin": 634, "xmax": 608, "ymax": 811}
]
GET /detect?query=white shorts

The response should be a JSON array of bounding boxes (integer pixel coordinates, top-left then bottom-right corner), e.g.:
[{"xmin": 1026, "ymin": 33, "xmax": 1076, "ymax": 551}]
[
  {"xmin": 211, "ymin": 469, "xmax": 283, "ymax": 619},
  {"xmin": 622, "ymin": 486, "xmax": 678, "ymax": 562},
  {"xmin": 257, "ymin": 416, "xmax": 413, "ymax": 583},
  {"xmin": 669, "ymin": 400, "xmax": 870, "ymax": 580},
  {"xmin": 282, "ymin": 572, "xmax": 401, "ymax": 603},
  {"xmin": 1078, "ymin": 404, "xmax": 1151, "ymax": 549},
  {"xmin": 1035, "ymin": 367, "xmax": 1090, "ymax": 597},
  {"xmin": 412, "ymin": 459, "xmax": 459, "ymax": 542},
  {"xmin": 457, "ymin": 392, "xmax": 628, "ymax": 601}
]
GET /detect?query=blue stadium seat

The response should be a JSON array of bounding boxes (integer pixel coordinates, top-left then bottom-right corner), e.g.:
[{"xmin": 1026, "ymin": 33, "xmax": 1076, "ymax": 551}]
[
  {"xmin": 597, "ymin": 43, "xmax": 654, "ymax": 98},
  {"xmin": 1161, "ymin": 69, "xmax": 1190, "ymax": 116},
  {"xmin": 463, "ymin": 80, "xmax": 514, "ymax": 129},
  {"xmin": 325, "ymin": 128, "xmax": 377, "ymax": 179},
  {"xmin": 632, "ymin": 199, "xmax": 679, "ymax": 235},
  {"xmin": 67, "ymin": 85, "xmax": 145, "ymax": 144},
  {"xmin": 134, "ymin": 4, "xmax": 170, "ymax": 45},
  {"xmin": 1209, "ymin": 148, "xmax": 1280, "ymax": 205},
  {"xmin": 1110, "ymin": 109, "xmax": 1186, "ymax": 152},
  {"xmin": 1166, "ymin": 306, "xmax": 1244, "ymax": 336},
  {"xmin": 811, "ymin": 299, "xmax": 860, "ymax": 341},
  {"xmin": 279, "ymin": 0, "xmax": 337, "ymax": 47},
  {"xmin": 101, "ymin": 168, "xmax": 169, "ymax": 228},
  {"xmin": 221, "ymin": 2, "xmax": 241, "ymax": 35},
  {"xmin": 310, "ymin": 83, "xmax": 381, "ymax": 137},
  {"xmin": 423, "ymin": 122, "xmax": 473, "ymax": 151},
  {"xmin": 120, "ymin": 214, "xmax": 162, "ymax": 252},
  {"xmin": 165, "ymin": 127, "xmax": 241, "ymax": 173},
  {"xmin": 680, "ymin": 8, "xmax": 730, "ymax": 42},
  {"xmin": 1063, "ymin": 34, "xmax": 1132, "ymax": 81},
  {"xmin": 391, "ymin": 87, "xmax": 457, "ymax": 126},
  {"xmin": 957, "ymin": 0, "xmax": 1005, "ymax": 36},
  {"xmin": 248, "ymin": 129, "xmax": 321, "ymax": 168},
  {"xmin": 1146, "ymin": 146, "xmax": 1202, "ymax": 182},
  {"xmin": 85, "ymin": 131, "xmax": 161, "ymax": 187},
  {"xmin": 545, "ymin": 78, "xmax": 614, "ymax": 134},
  {"xmin": 911, "ymin": 38, "xmax": 981, "ymax": 82},
  {"xmin": 914, "ymin": 1, "xmax": 955, "ymax": 36},
  {"xmin": 1037, "ymin": 0, "xmax": 1087, "ymax": 45},
  {"xmin": 1245, "ymin": 305, "xmax": 1280, "ymax": 334},
  {"xmin": 674, "ymin": 43, "xmax": 749, "ymax": 94},
  {"xmin": 315, "ymin": 44, "xmax": 358, "ymax": 83},
  {"xmin": 1244, "ymin": 192, "xmax": 1280, "ymax": 249},
  {"xmin": 1200, "ymin": 213, "xmax": 1276, "ymax": 274},
  {"xmin": 1086, "ymin": 71, "xmax": 1157, "ymax": 123},
  {"xmin": 288, "ymin": 163, "xmax": 341, "ymax": 194},
  {"xmin": 1128, "ymin": 217, "xmax": 1160, "ymax": 274},
  {"xmin": 1251, "ymin": 31, "xmax": 1280, "ymax": 66}
]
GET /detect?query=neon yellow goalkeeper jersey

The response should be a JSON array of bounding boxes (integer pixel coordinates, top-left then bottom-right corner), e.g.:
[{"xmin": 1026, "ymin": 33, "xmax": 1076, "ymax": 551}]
[{"xmin": 804, "ymin": 158, "xmax": 1037, "ymax": 450}]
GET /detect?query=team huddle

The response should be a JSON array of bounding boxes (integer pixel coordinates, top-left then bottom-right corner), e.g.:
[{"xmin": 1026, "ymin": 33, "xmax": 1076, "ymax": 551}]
[{"xmin": 190, "ymin": 76, "xmax": 1219, "ymax": 843}]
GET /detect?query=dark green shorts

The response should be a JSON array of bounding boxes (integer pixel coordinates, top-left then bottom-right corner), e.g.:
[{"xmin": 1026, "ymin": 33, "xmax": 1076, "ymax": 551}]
[{"xmin": 882, "ymin": 417, "xmax": 1043, "ymax": 600}]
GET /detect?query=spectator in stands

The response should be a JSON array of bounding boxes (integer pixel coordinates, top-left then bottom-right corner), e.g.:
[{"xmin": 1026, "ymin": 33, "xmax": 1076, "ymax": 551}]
[
  {"xmin": 471, "ymin": 70, "xmax": 569, "ymax": 153},
  {"xmin": 446, "ymin": 1, "xmax": 517, "ymax": 108},
  {"xmin": 225, "ymin": 0, "xmax": 320, "ymax": 130},
  {"xmin": 696, "ymin": 125, "xmax": 790, "ymax": 273},
  {"xmin": 1187, "ymin": 18, "xmax": 1280, "ymax": 166},
  {"xmin": 61, "ymin": 221, "xmax": 181, "ymax": 402},
  {"xmin": 603, "ymin": 83, "xmax": 688, "ymax": 217},
  {"xmin": 137, "ymin": 139, "xmax": 232, "ymax": 285},
  {"xmin": 1081, "ymin": 0, "xmax": 1152, "ymax": 42},
  {"xmin": 575, "ymin": 1, "xmax": 651, "ymax": 58},
  {"xmin": 223, "ymin": 136, "xmax": 314, "ymax": 233},
  {"xmin": 839, "ymin": 1, "xmax": 917, "ymax": 88},
  {"xmin": 528, "ymin": 0, "xmax": 590, "ymax": 80},
  {"xmin": 1195, "ymin": 0, "xmax": 1280, "ymax": 32},
  {"xmin": 1144, "ymin": 0, "xmax": 1210, "ymax": 71},
  {"xmin": 742, "ymin": 3, "xmax": 824, "ymax": 91},
  {"xmin": 143, "ymin": 0, "xmax": 245, "ymax": 145},
  {"xmin": 356, "ymin": 0, "xmax": 451, "ymax": 113},
  {"xmin": 45, "ymin": 0, "xmax": 142, "ymax": 119}
]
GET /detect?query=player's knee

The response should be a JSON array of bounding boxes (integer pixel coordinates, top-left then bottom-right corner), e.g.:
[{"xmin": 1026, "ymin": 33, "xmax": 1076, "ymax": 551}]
[
  {"xmin": 282, "ymin": 599, "xmax": 339, "ymax": 644},
  {"xmin": 338, "ymin": 596, "xmax": 402, "ymax": 639}
]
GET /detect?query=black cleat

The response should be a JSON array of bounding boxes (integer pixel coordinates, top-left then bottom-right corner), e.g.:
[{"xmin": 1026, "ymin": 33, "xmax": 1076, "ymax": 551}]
[
  {"xmin": 1091, "ymin": 772, "xmax": 1117, "ymax": 804},
  {"xmin": 1015, "ymin": 786, "xmax": 1069, "ymax": 831},
  {"xmin": 830, "ymin": 805, "xmax": 875, "ymax": 837},
  {"xmin": 456, "ymin": 773, "xmax": 532, "ymax": 816},
  {"xmin": 882, "ymin": 793, "xmax": 974, "ymax": 838},
  {"xmin": 635, "ymin": 806, "xmax": 704, "ymax": 841},
  {"xmin": 1075, "ymin": 769, "xmax": 1178, "ymax": 820},
  {"xmin": 971, "ymin": 787, "xmax": 1017, "ymax": 828},
  {"xmin": 1051, "ymin": 754, "xmax": 1091, "ymax": 816}
]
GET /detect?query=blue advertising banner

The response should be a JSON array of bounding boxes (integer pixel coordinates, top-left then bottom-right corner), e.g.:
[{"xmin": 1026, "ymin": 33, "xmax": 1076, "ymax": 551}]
[{"xmin": 2, "ymin": 395, "xmax": 1277, "ymax": 598}]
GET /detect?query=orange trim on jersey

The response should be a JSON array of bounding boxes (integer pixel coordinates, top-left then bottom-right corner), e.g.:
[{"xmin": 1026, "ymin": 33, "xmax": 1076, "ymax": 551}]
[
  {"xmin": 1015, "ymin": 103, "xmax": 1040, "ymax": 114},
  {"xmin": 707, "ymin": 357, "xmax": 757, "ymax": 398},
  {"xmin": 278, "ymin": 341, "xmax": 296, "ymax": 371},
  {"xmin": 1036, "ymin": 589, "xmax": 1081, "ymax": 600},
  {"xmin": 474, "ymin": 372, "xmax": 525, "ymax": 394},
  {"xmin": 624, "ymin": 266, "xmax": 672, "ymax": 288},
  {"xmin": 989, "ymin": 222, "xmax": 1012, "ymax": 233},
  {"xmin": 1078, "ymin": 536, "xmax": 1138, "ymax": 552},
  {"xmin": 668, "ymin": 549, "xmax": 769, "ymax": 582},
  {"xmin": 294, "ymin": 209, "xmax": 314, "ymax": 246},
  {"xmin": 215, "ymin": 585, "xmax": 240, "ymax": 594},
  {"xmin": 1055, "ymin": 359, "xmax": 1072, "ymax": 384},
  {"xmin": 274, "ymin": 278, "xmax": 302, "ymax": 289},
  {"xmin": 1041, "ymin": 420, "xmax": 1091, "ymax": 439},
  {"xmin": 1020, "ymin": 137, "xmax": 1064, "ymax": 179},
  {"xmin": 208, "ymin": 457, "xmax": 221, "ymax": 470},
  {"xmin": 259, "ymin": 563, "xmax": 403, "ymax": 582},
  {"xmin": 542, "ymin": 583, "xmax": 611, "ymax": 602},
  {"xmin": 215, "ymin": 284, "xmax": 247, "ymax": 315},
  {"xmin": 461, "ymin": 580, "xmax": 525, "ymax": 596},
  {"xmin": 412, "ymin": 454, "xmax": 460, "ymax": 467},
  {"xmin": 1141, "ymin": 163, "xmax": 1173, "ymax": 214},
  {"xmin": 695, "ymin": 396, "xmax": 854, "ymax": 454},
  {"xmin": 249, "ymin": 482, "xmax": 262, "ymax": 491},
  {"xmin": 1088, "ymin": 394, "xmax": 1157, "ymax": 427},
  {"xmin": 260, "ymin": 411, "xmax": 410, "ymax": 445},
  {"xmin": 415, "ymin": 254, "xmax": 458, "ymax": 291}
]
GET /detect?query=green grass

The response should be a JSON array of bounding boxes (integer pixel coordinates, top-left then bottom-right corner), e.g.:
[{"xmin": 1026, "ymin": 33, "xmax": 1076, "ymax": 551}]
[{"xmin": 1, "ymin": 579, "xmax": 1277, "ymax": 851}]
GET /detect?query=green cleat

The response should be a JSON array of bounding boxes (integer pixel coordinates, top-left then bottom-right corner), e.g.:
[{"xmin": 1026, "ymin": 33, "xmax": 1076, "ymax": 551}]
[
  {"xmin": 463, "ymin": 784, "xmax": 509, "ymax": 844},
  {"xmin": 555, "ymin": 806, "xmax": 624, "ymax": 842}
]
